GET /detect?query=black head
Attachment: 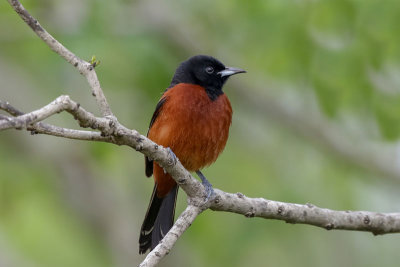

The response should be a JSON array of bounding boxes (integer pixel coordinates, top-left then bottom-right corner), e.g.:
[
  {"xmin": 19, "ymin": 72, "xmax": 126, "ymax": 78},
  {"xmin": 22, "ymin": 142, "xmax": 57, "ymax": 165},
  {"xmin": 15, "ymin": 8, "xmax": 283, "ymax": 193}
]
[{"xmin": 169, "ymin": 55, "xmax": 246, "ymax": 101}]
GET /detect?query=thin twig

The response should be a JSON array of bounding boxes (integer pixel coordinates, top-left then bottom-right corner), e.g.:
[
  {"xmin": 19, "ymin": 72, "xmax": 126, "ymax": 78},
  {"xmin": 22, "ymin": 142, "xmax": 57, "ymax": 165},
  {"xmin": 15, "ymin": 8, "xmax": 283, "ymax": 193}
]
[
  {"xmin": 0, "ymin": 96, "xmax": 109, "ymax": 132},
  {"xmin": 0, "ymin": 100, "xmax": 111, "ymax": 142},
  {"xmin": 7, "ymin": 0, "xmax": 113, "ymax": 117},
  {"xmin": 30, "ymin": 123, "xmax": 112, "ymax": 142},
  {"xmin": 139, "ymin": 205, "xmax": 202, "ymax": 267},
  {"xmin": 0, "ymin": 100, "xmax": 24, "ymax": 116}
]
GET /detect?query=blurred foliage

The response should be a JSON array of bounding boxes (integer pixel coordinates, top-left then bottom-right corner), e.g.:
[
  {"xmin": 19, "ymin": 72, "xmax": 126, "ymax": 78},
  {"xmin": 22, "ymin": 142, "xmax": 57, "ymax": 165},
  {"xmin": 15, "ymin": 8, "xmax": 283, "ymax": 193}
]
[{"xmin": 1, "ymin": 0, "xmax": 400, "ymax": 266}]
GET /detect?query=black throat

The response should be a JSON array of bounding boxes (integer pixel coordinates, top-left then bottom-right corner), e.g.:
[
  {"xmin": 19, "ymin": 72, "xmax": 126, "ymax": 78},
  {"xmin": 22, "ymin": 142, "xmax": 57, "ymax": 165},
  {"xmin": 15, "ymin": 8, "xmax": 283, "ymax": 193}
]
[{"xmin": 204, "ymin": 86, "xmax": 224, "ymax": 101}]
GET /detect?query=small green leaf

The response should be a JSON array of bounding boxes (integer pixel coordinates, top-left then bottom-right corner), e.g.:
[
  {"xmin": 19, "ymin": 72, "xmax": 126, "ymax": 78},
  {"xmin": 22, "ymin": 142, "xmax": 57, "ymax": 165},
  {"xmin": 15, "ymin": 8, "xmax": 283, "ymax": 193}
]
[{"xmin": 90, "ymin": 55, "xmax": 96, "ymax": 65}]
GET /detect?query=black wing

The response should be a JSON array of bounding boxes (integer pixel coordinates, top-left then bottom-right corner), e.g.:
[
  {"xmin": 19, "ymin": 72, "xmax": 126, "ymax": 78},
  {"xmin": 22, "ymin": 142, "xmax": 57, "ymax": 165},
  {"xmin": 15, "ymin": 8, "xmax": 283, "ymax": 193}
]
[{"xmin": 145, "ymin": 97, "xmax": 167, "ymax": 177}]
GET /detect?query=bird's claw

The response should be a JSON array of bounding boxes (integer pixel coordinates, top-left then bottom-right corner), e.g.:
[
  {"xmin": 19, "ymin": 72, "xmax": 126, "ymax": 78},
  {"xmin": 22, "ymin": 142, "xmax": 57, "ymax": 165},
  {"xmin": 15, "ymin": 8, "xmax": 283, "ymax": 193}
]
[
  {"xmin": 196, "ymin": 171, "xmax": 214, "ymax": 202},
  {"xmin": 202, "ymin": 179, "xmax": 214, "ymax": 202},
  {"xmin": 167, "ymin": 147, "xmax": 177, "ymax": 166}
]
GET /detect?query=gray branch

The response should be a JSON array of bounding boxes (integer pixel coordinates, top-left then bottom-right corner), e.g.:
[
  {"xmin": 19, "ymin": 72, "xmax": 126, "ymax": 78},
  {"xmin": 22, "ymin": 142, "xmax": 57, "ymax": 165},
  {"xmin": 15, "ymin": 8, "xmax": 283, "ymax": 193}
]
[
  {"xmin": 0, "ymin": 99, "xmax": 111, "ymax": 142},
  {"xmin": 139, "ymin": 205, "xmax": 203, "ymax": 267},
  {"xmin": 0, "ymin": 96, "xmax": 109, "ymax": 133},
  {"xmin": 7, "ymin": 0, "xmax": 113, "ymax": 118},
  {"xmin": 211, "ymin": 190, "xmax": 400, "ymax": 235},
  {"xmin": 4, "ymin": 1, "xmax": 400, "ymax": 267}
]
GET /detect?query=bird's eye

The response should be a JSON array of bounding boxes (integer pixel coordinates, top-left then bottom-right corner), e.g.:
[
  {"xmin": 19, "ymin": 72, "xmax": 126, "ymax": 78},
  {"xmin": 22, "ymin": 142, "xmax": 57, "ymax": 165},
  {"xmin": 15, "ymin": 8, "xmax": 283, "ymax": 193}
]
[{"xmin": 205, "ymin": 66, "xmax": 214, "ymax": 74}]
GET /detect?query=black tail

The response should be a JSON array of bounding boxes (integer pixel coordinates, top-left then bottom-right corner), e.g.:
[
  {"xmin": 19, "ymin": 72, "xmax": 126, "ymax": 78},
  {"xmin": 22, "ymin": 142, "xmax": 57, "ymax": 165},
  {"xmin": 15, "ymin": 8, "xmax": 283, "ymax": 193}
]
[{"xmin": 139, "ymin": 184, "xmax": 179, "ymax": 254}]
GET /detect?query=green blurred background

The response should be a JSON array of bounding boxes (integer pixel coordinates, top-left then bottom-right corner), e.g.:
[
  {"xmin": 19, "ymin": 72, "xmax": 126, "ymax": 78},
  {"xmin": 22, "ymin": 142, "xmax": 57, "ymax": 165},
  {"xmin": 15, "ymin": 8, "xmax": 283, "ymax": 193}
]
[{"xmin": 1, "ymin": 0, "xmax": 400, "ymax": 266}]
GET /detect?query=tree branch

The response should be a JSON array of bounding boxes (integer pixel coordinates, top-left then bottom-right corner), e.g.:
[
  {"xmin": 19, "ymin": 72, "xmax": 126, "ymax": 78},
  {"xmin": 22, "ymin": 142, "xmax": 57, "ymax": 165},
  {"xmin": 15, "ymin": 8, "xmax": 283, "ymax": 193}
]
[
  {"xmin": 211, "ymin": 190, "xmax": 400, "ymax": 235},
  {"xmin": 29, "ymin": 123, "xmax": 112, "ymax": 142},
  {"xmin": 0, "ymin": 100, "xmax": 112, "ymax": 142},
  {"xmin": 139, "ymin": 205, "xmax": 203, "ymax": 267},
  {"xmin": 7, "ymin": 0, "xmax": 113, "ymax": 118},
  {"xmin": 0, "ymin": 96, "xmax": 108, "ymax": 133},
  {"xmin": 0, "ymin": 100, "xmax": 24, "ymax": 116}
]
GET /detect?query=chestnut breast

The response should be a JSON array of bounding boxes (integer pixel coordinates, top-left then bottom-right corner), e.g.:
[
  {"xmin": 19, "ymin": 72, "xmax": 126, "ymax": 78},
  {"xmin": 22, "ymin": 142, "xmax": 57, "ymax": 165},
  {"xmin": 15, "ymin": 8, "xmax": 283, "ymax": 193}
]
[{"xmin": 148, "ymin": 83, "xmax": 232, "ymax": 171}]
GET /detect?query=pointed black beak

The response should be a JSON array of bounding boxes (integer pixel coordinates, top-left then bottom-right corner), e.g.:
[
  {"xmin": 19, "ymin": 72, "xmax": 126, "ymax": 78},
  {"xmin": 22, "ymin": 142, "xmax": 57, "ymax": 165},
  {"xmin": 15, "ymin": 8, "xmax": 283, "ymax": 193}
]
[{"xmin": 218, "ymin": 67, "xmax": 246, "ymax": 77}]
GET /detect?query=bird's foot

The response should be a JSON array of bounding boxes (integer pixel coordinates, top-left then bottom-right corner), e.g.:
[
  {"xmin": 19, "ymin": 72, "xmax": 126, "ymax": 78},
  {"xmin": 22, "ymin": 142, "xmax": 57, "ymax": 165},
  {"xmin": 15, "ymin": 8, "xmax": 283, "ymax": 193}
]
[
  {"xmin": 196, "ymin": 170, "xmax": 214, "ymax": 202},
  {"xmin": 163, "ymin": 147, "xmax": 177, "ymax": 174},
  {"xmin": 167, "ymin": 147, "xmax": 177, "ymax": 165}
]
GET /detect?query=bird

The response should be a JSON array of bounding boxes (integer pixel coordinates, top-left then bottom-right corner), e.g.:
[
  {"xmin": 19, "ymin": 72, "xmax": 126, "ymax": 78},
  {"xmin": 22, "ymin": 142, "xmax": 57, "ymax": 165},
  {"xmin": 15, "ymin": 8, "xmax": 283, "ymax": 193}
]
[{"xmin": 139, "ymin": 55, "xmax": 245, "ymax": 254}]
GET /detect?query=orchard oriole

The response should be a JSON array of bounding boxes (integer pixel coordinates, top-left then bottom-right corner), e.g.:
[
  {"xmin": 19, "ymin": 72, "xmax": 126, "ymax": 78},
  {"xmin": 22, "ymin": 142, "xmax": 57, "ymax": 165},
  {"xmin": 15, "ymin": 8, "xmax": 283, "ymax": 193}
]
[{"xmin": 139, "ymin": 55, "xmax": 245, "ymax": 254}]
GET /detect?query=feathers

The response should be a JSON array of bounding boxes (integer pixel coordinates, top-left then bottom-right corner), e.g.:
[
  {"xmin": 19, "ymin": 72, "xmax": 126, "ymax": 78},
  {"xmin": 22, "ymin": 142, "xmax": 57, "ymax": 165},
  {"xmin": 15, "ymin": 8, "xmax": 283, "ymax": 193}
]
[
  {"xmin": 148, "ymin": 84, "xmax": 232, "ymax": 172},
  {"xmin": 145, "ymin": 156, "xmax": 153, "ymax": 178},
  {"xmin": 139, "ymin": 184, "xmax": 179, "ymax": 254},
  {"xmin": 145, "ymin": 97, "xmax": 168, "ymax": 178}
]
